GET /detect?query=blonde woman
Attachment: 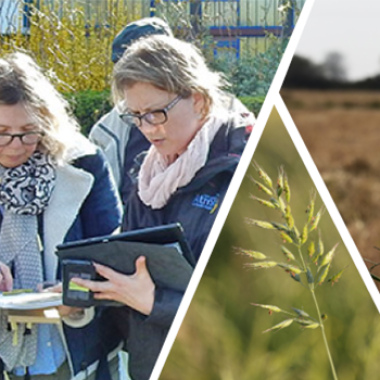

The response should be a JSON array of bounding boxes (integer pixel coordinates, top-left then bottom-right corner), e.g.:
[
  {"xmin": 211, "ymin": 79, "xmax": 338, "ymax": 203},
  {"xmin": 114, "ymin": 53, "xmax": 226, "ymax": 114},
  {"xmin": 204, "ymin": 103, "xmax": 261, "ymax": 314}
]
[
  {"xmin": 74, "ymin": 35, "xmax": 254, "ymax": 380},
  {"xmin": 0, "ymin": 53, "xmax": 122, "ymax": 380}
]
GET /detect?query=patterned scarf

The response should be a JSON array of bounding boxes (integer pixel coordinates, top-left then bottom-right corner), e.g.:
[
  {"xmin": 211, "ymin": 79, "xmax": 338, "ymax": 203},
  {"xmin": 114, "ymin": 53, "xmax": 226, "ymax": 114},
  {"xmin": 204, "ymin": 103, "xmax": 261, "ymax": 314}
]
[{"xmin": 0, "ymin": 151, "xmax": 56, "ymax": 371}]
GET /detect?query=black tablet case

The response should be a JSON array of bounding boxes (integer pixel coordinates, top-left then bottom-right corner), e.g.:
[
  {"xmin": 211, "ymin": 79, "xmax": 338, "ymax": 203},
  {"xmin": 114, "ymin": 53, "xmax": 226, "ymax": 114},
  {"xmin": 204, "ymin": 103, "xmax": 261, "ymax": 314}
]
[{"xmin": 56, "ymin": 224, "xmax": 194, "ymax": 294}]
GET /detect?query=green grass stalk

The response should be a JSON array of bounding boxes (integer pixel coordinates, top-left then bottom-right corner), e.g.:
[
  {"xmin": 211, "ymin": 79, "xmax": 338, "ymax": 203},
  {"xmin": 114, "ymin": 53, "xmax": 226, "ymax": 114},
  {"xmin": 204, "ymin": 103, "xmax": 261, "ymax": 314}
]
[
  {"xmin": 245, "ymin": 162, "xmax": 343, "ymax": 380},
  {"xmin": 297, "ymin": 246, "xmax": 338, "ymax": 380}
]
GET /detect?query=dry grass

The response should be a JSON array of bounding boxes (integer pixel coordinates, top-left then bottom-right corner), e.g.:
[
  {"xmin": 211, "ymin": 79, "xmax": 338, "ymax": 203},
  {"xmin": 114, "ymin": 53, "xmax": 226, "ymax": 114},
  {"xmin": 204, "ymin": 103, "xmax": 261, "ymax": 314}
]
[
  {"xmin": 281, "ymin": 89, "xmax": 380, "ymax": 283},
  {"xmin": 282, "ymin": 89, "xmax": 380, "ymax": 109}
]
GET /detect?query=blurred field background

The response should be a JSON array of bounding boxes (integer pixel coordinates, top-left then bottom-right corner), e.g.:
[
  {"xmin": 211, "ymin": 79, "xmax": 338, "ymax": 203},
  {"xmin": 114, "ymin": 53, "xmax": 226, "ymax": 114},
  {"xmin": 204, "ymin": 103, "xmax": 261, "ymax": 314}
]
[
  {"xmin": 159, "ymin": 109, "xmax": 380, "ymax": 380},
  {"xmin": 281, "ymin": 89, "xmax": 380, "ymax": 284}
]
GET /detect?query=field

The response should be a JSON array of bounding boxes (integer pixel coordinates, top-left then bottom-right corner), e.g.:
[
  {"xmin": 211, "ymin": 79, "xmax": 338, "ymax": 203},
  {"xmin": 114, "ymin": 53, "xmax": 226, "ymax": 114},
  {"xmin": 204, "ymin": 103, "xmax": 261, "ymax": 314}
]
[{"xmin": 281, "ymin": 89, "xmax": 380, "ymax": 282}]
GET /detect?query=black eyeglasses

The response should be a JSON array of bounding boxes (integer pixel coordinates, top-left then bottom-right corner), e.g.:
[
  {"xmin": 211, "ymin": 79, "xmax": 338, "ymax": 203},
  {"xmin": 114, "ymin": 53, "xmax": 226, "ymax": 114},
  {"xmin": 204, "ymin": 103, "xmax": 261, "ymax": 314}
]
[
  {"xmin": 119, "ymin": 95, "xmax": 182, "ymax": 128},
  {"xmin": 0, "ymin": 131, "xmax": 44, "ymax": 147}
]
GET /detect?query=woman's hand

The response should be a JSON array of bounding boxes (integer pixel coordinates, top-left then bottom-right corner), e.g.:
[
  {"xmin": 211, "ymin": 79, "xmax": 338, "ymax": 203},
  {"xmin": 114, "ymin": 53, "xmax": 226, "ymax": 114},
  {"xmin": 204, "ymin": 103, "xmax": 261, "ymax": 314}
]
[
  {"xmin": 0, "ymin": 262, "xmax": 13, "ymax": 291},
  {"xmin": 71, "ymin": 256, "xmax": 156, "ymax": 316},
  {"xmin": 42, "ymin": 282, "xmax": 83, "ymax": 318}
]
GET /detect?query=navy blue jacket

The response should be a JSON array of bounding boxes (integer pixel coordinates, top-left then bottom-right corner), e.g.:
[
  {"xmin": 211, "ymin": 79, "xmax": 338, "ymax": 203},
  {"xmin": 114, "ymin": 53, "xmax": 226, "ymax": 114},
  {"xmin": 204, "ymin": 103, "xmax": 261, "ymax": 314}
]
[{"xmin": 113, "ymin": 114, "xmax": 252, "ymax": 380}]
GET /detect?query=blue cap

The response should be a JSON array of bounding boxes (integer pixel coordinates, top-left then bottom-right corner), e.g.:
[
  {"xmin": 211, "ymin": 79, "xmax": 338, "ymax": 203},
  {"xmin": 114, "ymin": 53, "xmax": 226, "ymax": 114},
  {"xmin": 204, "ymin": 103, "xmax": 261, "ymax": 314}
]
[{"xmin": 111, "ymin": 17, "xmax": 172, "ymax": 63}]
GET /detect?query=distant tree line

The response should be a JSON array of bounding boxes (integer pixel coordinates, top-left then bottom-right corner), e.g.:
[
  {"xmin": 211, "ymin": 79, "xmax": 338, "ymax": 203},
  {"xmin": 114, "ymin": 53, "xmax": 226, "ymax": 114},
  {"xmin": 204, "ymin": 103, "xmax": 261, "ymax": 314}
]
[{"xmin": 283, "ymin": 54, "xmax": 380, "ymax": 90}]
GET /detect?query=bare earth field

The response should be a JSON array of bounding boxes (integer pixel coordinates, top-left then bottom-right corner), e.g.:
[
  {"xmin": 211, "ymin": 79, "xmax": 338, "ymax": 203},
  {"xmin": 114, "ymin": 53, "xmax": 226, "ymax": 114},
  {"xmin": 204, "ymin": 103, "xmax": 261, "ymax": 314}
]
[{"xmin": 281, "ymin": 89, "xmax": 380, "ymax": 282}]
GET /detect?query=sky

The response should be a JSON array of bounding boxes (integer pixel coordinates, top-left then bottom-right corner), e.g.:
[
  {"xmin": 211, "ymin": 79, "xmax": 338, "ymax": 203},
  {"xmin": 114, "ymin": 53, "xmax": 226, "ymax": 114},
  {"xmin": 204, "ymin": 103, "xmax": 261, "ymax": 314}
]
[{"xmin": 296, "ymin": 0, "xmax": 380, "ymax": 81}]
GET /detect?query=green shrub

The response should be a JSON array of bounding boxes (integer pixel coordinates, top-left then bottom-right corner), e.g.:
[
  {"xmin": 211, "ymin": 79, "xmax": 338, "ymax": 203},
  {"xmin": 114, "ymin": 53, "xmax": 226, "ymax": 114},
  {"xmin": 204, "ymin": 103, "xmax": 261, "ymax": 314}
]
[
  {"xmin": 239, "ymin": 96, "xmax": 266, "ymax": 117},
  {"xmin": 212, "ymin": 37, "xmax": 288, "ymax": 98},
  {"xmin": 63, "ymin": 90, "xmax": 112, "ymax": 135}
]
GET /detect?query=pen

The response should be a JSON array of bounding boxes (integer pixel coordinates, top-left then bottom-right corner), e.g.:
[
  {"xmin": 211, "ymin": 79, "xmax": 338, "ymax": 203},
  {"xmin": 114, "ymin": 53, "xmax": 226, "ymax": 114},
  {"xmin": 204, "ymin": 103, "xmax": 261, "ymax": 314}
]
[{"xmin": 2, "ymin": 289, "xmax": 34, "ymax": 296}]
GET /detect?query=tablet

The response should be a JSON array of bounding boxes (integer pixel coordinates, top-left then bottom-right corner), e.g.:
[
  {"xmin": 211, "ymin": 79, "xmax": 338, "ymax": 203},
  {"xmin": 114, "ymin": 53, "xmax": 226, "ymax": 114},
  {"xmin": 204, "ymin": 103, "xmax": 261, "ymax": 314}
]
[
  {"xmin": 56, "ymin": 223, "xmax": 194, "ymax": 307},
  {"xmin": 57, "ymin": 223, "xmax": 193, "ymax": 264}
]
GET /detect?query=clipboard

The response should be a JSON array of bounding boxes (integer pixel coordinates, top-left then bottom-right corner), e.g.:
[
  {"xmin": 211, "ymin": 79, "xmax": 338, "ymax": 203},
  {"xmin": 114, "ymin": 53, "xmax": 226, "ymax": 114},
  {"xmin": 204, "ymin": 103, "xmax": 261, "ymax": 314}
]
[{"xmin": 56, "ymin": 223, "xmax": 194, "ymax": 306}]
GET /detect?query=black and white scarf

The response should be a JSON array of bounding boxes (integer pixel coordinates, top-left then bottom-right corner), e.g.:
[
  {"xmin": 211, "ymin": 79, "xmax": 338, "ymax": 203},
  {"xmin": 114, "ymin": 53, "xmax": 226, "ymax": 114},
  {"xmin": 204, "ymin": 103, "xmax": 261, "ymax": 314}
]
[{"xmin": 0, "ymin": 151, "xmax": 55, "ymax": 371}]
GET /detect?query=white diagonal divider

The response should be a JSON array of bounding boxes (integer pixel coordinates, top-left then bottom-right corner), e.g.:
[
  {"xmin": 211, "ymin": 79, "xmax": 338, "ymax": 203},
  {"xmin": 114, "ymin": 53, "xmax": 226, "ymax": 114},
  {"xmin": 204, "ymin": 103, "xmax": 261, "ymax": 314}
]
[
  {"xmin": 275, "ymin": 93, "xmax": 380, "ymax": 313},
  {"xmin": 150, "ymin": 1, "xmax": 318, "ymax": 379}
]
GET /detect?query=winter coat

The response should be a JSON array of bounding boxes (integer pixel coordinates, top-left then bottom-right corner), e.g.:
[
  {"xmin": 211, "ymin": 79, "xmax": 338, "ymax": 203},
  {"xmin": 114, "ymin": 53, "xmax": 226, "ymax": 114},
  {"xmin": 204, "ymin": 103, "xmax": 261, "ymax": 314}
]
[
  {"xmin": 109, "ymin": 111, "xmax": 254, "ymax": 380},
  {"xmin": 0, "ymin": 148, "xmax": 123, "ymax": 380}
]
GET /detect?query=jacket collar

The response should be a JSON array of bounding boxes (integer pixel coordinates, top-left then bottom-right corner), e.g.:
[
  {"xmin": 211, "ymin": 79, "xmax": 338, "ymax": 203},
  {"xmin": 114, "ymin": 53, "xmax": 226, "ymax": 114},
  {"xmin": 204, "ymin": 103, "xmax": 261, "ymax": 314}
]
[
  {"xmin": 178, "ymin": 117, "xmax": 250, "ymax": 193},
  {"xmin": 43, "ymin": 163, "xmax": 94, "ymax": 281}
]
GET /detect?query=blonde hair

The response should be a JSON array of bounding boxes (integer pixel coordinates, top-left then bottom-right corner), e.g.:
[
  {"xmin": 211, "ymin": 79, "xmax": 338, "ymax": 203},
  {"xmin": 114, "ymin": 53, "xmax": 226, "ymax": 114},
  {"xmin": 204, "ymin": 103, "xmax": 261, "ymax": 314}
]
[
  {"xmin": 0, "ymin": 52, "xmax": 83, "ymax": 164},
  {"xmin": 112, "ymin": 35, "xmax": 229, "ymax": 117}
]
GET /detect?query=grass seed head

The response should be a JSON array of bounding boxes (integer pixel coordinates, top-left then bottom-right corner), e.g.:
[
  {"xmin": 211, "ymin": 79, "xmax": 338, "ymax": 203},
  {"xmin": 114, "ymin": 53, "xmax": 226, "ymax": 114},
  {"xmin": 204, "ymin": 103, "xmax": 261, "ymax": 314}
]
[
  {"xmin": 309, "ymin": 206, "xmax": 325, "ymax": 232},
  {"xmin": 278, "ymin": 196, "xmax": 286, "ymax": 213},
  {"xmin": 306, "ymin": 190, "xmax": 316, "ymax": 224},
  {"xmin": 308, "ymin": 241, "xmax": 315, "ymax": 257},
  {"xmin": 249, "ymin": 195, "xmax": 277, "ymax": 209},
  {"xmin": 263, "ymin": 318, "xmax": 294, "ymax": 333},
  {"xmin": 248, "ymin": 175, "xmax": 273, "ymax": 196},
  {"xmin": 277, "ymin": 167, "xmax": 284, "ymax": 197},
  {"xmin": 292, "ymin": 308, "xmax": 311, "ymax": 319},
  {"xmin": 328, "ymin": 265, "xmax": 348, "ymax": 286},
  {"xmin": 280, "ymin": 231, "xmax": 293, "ymax": 243},
  {"xmin": 285, "ymin": 205, "xmax": 294, "ymax": 229},
  {"xmin": 281, "ymin": 246, "xmax": 296, "ymax": 261},
  {"xmin": 244, "ymin": 261, "xmax": 278, "ymax": 269},
  {"xmin": 294, "ymin": 318, "xmax": 316, "ymax": 326},
  {"xmin": 289, "ymin": 227, "xmax": 300, "ymax": 245},
  {"xmin": 301, "ymin": 223, "xmax": 308, "ymax": 245},
  {"xmin": 320, "ymin": 243, "xmax": 339, "ymax": 267},
  {"xmin": 313, "ymin": 231, "xmax": 324, "ymax": 264},
  {"xmin": 245, "ymin": 218, "xmax": 277, "ymax": 230},
  {"xmin": 290, "ymin": 272, "xmax": 302, "ymax": 283},
  {"xmin": 284, "ymin": 174, "xmax": 291, "ymax": 203},
  {"xmin": 269, "ymin": 198, "xmax": 281, "ymax": 209},
  {"xmin": 251, "ymin": 303, "xmax": 284, "ymax": 314},
  {"xmin": 271, "ymin": 222, "xmax": 289, "ymax": 232},
  {"xmin": 233, "ymin": 247, "xmax": 267, "ymax": 260},
  {"xmin": 317, "ymin": 263, "xmax": 331, "ymax": 285},
  {"xmin": 306, "ymin": 267, "xmax": 314, "ymax": 284},
  {"xmin": 277, "ymin": 263, "xmax": 303, "ymax": 274},
  {"xmin": 252, "ymin": 160, "xmax": 273, "ymax": 188},
  {"xmin": 303, "ymin": 323, "xmax": 320, "ymax": 329}
]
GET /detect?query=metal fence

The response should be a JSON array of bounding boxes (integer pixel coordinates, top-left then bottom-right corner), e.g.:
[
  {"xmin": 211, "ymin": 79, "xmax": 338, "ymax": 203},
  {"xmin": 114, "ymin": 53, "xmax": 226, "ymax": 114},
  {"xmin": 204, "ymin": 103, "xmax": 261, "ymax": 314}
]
[
  {"xmin": 0, "ymin": 0, "xmax": 305, "ymax": 92},
  {"xmin": 0, "ymin": 0, "xmax": 305, "ymax": 55},
  {"xmin": 154, "ymin": 0, "xmax": 306, "ymax": 56}
]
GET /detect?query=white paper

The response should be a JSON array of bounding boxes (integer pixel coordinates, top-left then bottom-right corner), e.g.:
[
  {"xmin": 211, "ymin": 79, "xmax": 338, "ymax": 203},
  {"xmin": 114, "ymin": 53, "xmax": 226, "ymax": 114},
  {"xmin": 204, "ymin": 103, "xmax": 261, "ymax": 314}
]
[{"xmin": 0, "ymin": 292, "xmax": 62, "ymax": 310}]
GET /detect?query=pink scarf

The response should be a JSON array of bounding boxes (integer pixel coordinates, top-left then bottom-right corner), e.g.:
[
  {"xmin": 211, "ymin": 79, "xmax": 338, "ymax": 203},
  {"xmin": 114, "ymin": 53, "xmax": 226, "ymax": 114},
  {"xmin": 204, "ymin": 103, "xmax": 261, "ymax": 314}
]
[{"xmin": 138, "ymin": 113, "xmax": 226, "ymax": 209}]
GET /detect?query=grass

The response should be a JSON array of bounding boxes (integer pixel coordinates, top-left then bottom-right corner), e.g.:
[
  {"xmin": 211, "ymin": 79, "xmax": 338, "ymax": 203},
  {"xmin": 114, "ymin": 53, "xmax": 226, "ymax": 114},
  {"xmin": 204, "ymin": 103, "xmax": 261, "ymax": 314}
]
[{"xmin": 242, "ymin": 162, "xmax": 341, "ymax": 379}]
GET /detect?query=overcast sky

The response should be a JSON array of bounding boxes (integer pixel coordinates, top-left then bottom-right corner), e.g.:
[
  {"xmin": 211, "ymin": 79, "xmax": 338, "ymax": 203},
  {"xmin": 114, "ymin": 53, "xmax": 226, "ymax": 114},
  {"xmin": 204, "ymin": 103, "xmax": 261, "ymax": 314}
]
[{"xmin": 296, "ymin": 0, "xmax": 380, "ymax": 81}]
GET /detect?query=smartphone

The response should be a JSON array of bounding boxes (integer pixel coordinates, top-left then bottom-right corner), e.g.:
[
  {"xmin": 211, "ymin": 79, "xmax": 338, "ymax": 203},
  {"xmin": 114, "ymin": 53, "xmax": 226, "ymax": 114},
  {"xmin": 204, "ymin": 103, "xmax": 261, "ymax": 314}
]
[{"xmin": 61, "ymin": 259, "xmax": 96, "ymax": 307}]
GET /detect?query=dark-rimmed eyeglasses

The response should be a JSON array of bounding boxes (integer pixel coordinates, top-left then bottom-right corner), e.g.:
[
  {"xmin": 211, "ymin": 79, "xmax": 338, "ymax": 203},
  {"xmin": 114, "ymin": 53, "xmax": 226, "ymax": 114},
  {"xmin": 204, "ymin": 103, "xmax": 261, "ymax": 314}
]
[
  {"xmin": 119, "ymin": 95, "xmax": 182, "ymax": 128},
  {"xmin": 0, "ymin": 131, "xmax": 44, "ymax": 147}
]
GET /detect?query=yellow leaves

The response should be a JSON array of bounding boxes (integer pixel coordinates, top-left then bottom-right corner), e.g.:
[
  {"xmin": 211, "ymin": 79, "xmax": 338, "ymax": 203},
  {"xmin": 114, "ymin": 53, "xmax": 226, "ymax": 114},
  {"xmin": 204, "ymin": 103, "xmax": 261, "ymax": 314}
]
[{"xmin": 0, "ymin": 1, "xmax": 140, "ymax": 92}]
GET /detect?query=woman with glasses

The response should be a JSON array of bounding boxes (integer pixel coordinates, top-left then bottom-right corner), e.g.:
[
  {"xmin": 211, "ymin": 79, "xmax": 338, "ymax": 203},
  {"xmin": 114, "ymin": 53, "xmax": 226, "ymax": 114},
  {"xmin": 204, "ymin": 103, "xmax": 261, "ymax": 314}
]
[
  {"xmin": 0, "ymin": 52, "xmax": 123, "ymax": 380},
  {"xmin": 73, "ymin": 35, "xmax": 254, "ymax": 380}
]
